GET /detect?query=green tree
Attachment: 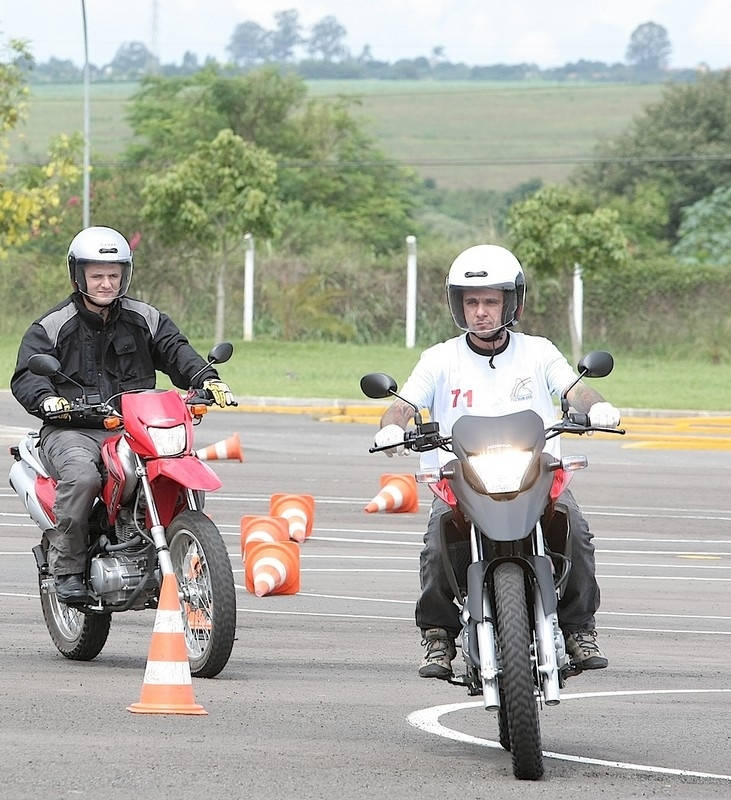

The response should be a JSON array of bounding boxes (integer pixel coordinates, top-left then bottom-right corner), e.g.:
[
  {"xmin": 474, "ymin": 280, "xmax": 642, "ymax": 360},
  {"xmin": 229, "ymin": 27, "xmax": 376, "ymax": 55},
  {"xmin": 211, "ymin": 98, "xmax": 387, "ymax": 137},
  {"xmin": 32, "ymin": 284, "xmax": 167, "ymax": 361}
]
[
  {"xmin": 125, "ymin": 67, "xmax": 418, "ymax": 252},
  {"xmin": 109, "ymin": 41, "xmax": 157, "ymax": 77},
  {"xmin": 141, "ymin": 129, "xmax": 279, "ymax": 341},
  {"xmin": 226, "ymin": 21, "xmax": 271, "ymax": 67},
  {"xmin": 1, "ymin": 39, "xmax": 80, "ymax": 256},
  {"xmin": 270, "ymin": 9, "xmax": 303, "ymax": 62},
  {"xmin": 672, "ymin": 185, "xmax": 731, "ymax": 266},
  {"xmin": 506, "ymin": 185, "xmax": 628, "ymax": 362},
  {"xmin": 307, "ymin": 16, "xmax": 348, "ymax": 61},
  {"xmin": 626, "ymin": 22, "xmax": 671, "ymax": 74},
  {"xmin": 575, "ymin": 72, "xmax": 731, "ymax": 240}
]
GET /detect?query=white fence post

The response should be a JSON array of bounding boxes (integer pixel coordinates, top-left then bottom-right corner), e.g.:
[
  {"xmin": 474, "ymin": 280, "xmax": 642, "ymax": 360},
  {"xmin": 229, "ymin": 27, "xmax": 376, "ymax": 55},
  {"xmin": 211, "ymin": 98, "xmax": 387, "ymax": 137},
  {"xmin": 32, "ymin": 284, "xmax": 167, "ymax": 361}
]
[
  {"xmin": 573, "ymin": 261, "xmax": 583, "ymax": 354},
  {"xmin": 243, "ymin": 233, "xmax": 254, "ymax": 341},
  {"xmin": 406, "ymin": 235, "xmax": 417, "ymax": 349}
]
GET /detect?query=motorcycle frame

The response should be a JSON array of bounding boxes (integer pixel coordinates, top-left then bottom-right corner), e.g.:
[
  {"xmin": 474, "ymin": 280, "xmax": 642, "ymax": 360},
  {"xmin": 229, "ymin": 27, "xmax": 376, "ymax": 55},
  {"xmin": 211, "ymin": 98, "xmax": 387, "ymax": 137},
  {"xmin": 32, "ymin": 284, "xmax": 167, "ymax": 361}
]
[
  {"xmin": 435, "ymin": 411, "xmax": 574, "ymax": 711},
  {"xmin": 100, "ymin": 389, "xmax": 222, "ymax": 576}
]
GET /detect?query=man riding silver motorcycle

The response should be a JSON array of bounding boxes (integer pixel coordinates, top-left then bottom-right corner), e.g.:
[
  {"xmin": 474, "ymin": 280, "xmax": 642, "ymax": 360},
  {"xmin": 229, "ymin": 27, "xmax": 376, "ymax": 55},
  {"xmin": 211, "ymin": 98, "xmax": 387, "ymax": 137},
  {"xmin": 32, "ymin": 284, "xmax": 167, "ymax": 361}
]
[
  {"xmin": 10, "ymin": 226, "xmax": 237, "ymax": 605},
  {"xmin": 373, "ymin": 244, "xmax": 621, "ymax": 679}
]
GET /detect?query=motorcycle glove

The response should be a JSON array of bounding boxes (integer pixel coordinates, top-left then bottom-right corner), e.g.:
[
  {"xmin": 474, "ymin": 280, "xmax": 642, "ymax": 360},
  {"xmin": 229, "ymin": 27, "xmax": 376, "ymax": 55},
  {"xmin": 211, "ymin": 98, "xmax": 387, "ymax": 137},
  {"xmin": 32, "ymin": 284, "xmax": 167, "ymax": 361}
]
[
  {"xmin": 588, "ymin": 401, "xmax": 621, "ymax": 428},
  {"xmin": 374, "ymin": 423, "xmax": 407, "ymax": 457},
  {"xmin": 40, "ymin": 395, "xmax": 72, "ymax": 420},
  {"xmin": 202, "ymin": 379, "xmax": 237, "ymax": 408}
]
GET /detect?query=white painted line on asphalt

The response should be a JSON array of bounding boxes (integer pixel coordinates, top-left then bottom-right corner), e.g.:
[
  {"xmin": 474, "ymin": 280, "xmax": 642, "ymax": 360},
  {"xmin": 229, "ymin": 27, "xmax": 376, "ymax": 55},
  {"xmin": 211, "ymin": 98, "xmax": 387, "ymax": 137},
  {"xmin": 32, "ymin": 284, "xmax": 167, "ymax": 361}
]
[{"xmin": 408, "ymin": 690, "xmax": 731, "ymax": 781}]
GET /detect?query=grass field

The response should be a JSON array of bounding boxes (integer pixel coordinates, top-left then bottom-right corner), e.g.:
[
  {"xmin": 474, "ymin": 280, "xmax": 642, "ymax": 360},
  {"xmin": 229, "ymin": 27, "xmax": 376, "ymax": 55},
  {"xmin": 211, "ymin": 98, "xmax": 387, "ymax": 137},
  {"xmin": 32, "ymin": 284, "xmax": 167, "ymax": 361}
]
[
  {"xmin": 9, "ymin": 79, "xmax": 667, "ymax": 191},
  {"xmin": 1, "ymin": 336, "xmax": 729, "ymax": 412}
]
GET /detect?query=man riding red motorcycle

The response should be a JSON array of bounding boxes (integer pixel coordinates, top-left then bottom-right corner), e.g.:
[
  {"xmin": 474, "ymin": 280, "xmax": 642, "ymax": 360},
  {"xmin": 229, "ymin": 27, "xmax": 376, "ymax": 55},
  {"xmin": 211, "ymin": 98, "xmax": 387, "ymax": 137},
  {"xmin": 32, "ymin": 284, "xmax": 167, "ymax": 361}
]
[{"xmin": 10, "ymin": 226, "xmax": 237, "ymax": 605}]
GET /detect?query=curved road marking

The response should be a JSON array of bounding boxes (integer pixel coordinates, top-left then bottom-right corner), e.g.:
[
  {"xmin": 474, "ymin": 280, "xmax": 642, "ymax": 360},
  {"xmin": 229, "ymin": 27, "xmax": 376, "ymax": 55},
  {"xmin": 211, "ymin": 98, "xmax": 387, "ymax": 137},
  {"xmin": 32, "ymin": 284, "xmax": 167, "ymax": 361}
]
[{"xmin": 407, "ymin": 689, "xmax": 731, "ymax": 781}]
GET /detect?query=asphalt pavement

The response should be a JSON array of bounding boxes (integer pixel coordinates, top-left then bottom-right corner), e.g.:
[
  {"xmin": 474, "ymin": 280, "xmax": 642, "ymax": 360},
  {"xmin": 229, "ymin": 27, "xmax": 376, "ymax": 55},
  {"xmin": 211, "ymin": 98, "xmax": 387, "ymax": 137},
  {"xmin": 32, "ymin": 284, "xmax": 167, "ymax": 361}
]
[{"xmin": 0, "ymin": 393, "xmax": 730, "ymax": 799}]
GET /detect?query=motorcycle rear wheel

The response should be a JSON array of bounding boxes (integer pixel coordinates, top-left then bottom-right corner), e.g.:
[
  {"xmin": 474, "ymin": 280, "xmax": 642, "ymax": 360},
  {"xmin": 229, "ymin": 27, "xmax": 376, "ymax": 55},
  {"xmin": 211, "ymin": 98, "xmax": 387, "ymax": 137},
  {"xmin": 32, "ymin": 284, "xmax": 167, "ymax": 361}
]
[
  {"xmin": 494, "ymin": 562, "xmax": 544, "ymax": 781},
  {"xmin": 168, "ymin": 510, "xmax": 237, "ymax": 678},
  {"xmin": 39, "ymin": 574, "xmax": 111, "ymax": 661}
]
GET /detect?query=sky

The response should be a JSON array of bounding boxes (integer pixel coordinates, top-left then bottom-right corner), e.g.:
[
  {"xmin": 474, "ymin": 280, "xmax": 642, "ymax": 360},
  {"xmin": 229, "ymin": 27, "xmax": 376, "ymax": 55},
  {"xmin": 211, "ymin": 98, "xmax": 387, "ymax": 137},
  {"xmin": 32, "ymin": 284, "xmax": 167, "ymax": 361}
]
[{"xmin": 1, "ymin": 0, "xmax": 729, "ymax": 71}]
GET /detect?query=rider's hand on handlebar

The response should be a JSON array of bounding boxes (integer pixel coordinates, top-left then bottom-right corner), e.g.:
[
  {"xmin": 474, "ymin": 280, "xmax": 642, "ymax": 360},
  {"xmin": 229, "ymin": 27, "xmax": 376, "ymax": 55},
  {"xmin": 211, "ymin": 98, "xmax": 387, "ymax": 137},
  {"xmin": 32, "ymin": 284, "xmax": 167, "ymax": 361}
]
[
  {"xmin": 374, "ymin": 423, "xmax": 408, "ymax": 457},
  {"xmin": 41, "ymin": 395, "xmax": 72, "ymax": 420},
  {"xmin": 202, "ymin": 379, "xmax": 238, "ymax": 408},
  {"xmin": 588, "ymin": 401, "xmax": 621, "ymax": 428}
]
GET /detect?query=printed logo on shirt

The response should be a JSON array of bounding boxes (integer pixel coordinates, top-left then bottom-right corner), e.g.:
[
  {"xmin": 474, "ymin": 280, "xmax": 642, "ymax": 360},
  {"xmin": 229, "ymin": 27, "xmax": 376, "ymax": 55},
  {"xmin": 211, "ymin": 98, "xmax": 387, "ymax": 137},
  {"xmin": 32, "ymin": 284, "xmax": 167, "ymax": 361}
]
[{"xmin": 511, "ymin": 377, "xmax": 533, "ymax": 401}]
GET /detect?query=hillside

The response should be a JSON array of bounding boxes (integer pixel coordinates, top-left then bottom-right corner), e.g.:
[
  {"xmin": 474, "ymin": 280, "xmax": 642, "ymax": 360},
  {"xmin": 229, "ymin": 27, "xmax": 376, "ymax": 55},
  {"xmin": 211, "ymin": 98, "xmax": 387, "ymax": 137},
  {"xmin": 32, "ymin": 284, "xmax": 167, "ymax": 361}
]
[{"xmin": 9, "ymin": 80, "xmax": 666, "ymax": 192}]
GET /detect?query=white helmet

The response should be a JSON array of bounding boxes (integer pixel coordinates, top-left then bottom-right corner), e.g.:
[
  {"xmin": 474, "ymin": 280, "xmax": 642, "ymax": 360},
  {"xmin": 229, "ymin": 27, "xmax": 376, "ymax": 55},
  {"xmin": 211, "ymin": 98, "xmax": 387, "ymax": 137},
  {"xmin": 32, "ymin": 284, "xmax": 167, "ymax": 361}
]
[
  {"xmin": 67, "ymin": 226, "xmax": 133, "ymax": 300},
  {"xmin": 446, "ymin": 244, "xmax": 525, "ymax": 337}
]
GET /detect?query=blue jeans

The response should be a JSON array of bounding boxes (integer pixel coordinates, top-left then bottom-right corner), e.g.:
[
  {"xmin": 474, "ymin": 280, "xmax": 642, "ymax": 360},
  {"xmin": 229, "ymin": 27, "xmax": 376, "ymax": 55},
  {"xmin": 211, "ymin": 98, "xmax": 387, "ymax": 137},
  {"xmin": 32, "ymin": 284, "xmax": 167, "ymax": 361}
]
[{"xmin": 415, "ymin": 489, "xmax": 601, "ymax": 637}]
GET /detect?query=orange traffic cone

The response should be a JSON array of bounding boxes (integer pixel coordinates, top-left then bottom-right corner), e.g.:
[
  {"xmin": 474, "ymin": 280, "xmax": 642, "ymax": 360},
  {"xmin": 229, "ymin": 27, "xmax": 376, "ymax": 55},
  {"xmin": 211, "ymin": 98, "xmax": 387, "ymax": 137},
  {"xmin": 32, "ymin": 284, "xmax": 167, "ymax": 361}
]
[
  {"xmin": 127, "ymin": 572, "xmax": 207, "ymax": 715},
  {"xmin": 269, "ymin": 493, "xmax": 315, "ymax": 543},
  {"xmin": 240, "ymin": 515, "xmax": 290, "ymax": 565},
  {"xmin": 195, "ymin": 432, "xmax": 243, "ymax": 462},
  {"xmin": 365, "ymin": 473, "xmax": 420, "ymax": 513},
  {"xmin": 244, "ymin": 540, "xmax": 300, "ymax": 597}
]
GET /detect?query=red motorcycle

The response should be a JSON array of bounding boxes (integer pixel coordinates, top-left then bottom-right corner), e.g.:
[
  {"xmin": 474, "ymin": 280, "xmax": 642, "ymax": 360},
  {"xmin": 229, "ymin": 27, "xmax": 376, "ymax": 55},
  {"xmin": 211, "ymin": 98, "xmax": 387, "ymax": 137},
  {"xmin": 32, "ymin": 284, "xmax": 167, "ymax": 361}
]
[{"xmin": 9, "ymin": 343, "xmax": 237, "ymax": 677}]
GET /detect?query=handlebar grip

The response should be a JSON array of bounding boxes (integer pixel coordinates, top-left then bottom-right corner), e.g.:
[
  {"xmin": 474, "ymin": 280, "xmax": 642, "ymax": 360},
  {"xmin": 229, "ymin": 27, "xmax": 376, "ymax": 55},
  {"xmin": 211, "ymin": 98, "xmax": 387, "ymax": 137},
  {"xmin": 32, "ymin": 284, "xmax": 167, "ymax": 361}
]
[{"xmin": 568, "ymin": 412, "xmax": 590, "ymax": 427}]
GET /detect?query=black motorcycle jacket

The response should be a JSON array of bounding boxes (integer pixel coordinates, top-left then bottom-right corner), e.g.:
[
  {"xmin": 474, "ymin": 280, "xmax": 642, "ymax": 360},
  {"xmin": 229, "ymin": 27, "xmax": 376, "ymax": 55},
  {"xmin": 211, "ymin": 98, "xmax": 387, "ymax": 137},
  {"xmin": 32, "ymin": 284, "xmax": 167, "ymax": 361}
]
[{"xmin": 11, "ymin": 293, "xmax": 221, "ymax": 428}]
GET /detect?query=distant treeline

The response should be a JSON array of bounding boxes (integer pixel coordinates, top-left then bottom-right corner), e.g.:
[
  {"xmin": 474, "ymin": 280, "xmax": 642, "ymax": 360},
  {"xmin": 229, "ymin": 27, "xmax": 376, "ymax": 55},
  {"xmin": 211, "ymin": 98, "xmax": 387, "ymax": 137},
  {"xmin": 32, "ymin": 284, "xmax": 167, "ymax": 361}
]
[{"xmin": 26, "ymin": 53, "xmax": 706, "ymax": 85}]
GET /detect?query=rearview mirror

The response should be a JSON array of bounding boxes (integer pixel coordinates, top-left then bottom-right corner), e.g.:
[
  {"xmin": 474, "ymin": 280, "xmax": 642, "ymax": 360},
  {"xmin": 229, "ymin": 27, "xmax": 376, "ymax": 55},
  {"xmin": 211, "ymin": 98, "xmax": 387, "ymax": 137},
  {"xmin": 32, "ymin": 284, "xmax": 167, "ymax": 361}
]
[
  {"xmin": 208, "ymin": 342, "xmax": 234, "ymax": 365},
  {"xmin": 360, "ymin": 372, "xmax": 397, "ymax": 399},
  {"xmin": 577, "ymin": 351, "xmax": 614, "ymax": 379},
  {"xmin": 28, "ymin": 353, "xmax": 62, "ymax": 377}
]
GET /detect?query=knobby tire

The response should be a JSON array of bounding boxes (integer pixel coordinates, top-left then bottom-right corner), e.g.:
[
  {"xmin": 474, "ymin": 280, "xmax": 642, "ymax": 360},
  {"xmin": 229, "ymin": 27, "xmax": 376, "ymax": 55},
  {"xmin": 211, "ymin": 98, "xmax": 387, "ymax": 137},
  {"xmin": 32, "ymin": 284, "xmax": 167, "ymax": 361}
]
[
  {"xmin": 494, "ymin": 561, "xmax": 544, "ymax": 780},
  {"xmin": 39, "ymin": 570, "xmax": 111, "ymax": 661},
  {"xmin": 168, "ymin": 510, "xmax": 237, "ymax": 678}
]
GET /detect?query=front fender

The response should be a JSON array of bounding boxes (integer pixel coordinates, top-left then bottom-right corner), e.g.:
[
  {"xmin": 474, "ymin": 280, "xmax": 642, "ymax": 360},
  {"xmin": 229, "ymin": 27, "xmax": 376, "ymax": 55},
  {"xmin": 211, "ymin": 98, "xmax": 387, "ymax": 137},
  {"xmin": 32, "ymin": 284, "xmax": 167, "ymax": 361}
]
[{"xmin": 146, "ymin": 456, "xmax": 222, "ymax": 491}]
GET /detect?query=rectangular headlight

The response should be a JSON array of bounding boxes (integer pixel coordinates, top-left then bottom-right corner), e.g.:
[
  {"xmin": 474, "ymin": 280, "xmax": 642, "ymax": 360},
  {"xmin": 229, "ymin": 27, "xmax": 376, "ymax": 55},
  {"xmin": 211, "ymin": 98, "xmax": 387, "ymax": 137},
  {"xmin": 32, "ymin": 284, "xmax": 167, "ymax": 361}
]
[
  {"xmin": 467, "ymin": 448, "xmax": 533, "ymax": 494},
  {"xmin": 147, "ymin": 424, "xmax": 187, "ymax": 456}
]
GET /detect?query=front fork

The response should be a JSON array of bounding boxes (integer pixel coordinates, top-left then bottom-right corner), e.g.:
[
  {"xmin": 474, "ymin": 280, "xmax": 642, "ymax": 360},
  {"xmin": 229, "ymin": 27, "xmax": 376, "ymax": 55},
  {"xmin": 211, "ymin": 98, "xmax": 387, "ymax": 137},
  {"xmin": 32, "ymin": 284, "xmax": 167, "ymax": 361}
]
[
  {"xmin": 136, "ymin": 463, "xmax": 201, "ymax": 578},
  {"xmin": 457, "ymin": 523, "xmax": 565, "ymax": 710}
]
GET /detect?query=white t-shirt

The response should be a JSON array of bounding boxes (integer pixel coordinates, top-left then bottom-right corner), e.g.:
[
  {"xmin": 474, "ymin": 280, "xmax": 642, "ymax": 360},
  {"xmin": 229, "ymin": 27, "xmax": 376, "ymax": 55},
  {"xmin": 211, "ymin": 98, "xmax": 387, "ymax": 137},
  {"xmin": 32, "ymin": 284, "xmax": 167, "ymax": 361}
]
[{"xmin": 400, "ymin": 332, "xmax": 578, "ymax": 468}]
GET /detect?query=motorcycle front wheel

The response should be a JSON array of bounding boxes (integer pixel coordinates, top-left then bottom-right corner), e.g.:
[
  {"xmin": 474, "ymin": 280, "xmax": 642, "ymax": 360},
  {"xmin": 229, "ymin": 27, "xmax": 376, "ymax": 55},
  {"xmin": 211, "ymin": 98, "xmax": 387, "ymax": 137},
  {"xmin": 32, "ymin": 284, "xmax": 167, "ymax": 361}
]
[
  {"xmin": 168, "ymin": 510, "xmax": 237, "ymax": 678},
  {"xmin": 493, "ymin": 561, "xmax": 544, "ymax": 781},
  {"xmin": 39, "ymin": 573, "xmax": 111, "ymax": 661}
]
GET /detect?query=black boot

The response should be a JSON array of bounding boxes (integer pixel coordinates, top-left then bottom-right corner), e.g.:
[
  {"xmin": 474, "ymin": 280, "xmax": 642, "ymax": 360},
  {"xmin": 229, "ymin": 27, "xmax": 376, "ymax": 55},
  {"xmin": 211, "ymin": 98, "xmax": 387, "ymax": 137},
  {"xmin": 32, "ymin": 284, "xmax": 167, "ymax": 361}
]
[{"xmin": 55, "ymin": 574, "xmax": 88, "ymax": 604}]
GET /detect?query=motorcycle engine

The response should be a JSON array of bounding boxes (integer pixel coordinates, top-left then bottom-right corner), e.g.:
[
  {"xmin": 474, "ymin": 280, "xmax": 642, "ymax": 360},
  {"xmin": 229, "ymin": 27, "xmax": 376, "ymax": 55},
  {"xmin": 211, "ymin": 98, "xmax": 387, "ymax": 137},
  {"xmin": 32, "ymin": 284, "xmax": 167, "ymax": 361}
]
[{"xmin": 89, "ymin": 552, "xmax": 154, "ymax": 607}]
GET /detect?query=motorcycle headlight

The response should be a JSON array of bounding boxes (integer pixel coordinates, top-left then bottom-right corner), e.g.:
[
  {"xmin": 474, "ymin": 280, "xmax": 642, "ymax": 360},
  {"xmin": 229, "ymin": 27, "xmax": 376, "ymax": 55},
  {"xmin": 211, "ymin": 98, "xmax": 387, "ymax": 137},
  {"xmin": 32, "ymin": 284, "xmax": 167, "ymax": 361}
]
[
  {"xmin": 147, "ymin": 424, "xmax": 187, "ymax": 456},
  {"xmin": 467, "ymin": 447, "xmax": 533, "ymax": 494}
]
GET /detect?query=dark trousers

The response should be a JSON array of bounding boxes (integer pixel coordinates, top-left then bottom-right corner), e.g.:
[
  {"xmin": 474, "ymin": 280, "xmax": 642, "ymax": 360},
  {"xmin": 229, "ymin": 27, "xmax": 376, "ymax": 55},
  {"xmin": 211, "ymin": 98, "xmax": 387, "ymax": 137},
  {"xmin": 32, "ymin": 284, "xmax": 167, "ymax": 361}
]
[
  {"xmin": 39, "ymin": 427, "xmax": 114, "ymax": 576},
  {"xmin": 415, "ymin": 489, "xmax": 601, "ymax": 637}
]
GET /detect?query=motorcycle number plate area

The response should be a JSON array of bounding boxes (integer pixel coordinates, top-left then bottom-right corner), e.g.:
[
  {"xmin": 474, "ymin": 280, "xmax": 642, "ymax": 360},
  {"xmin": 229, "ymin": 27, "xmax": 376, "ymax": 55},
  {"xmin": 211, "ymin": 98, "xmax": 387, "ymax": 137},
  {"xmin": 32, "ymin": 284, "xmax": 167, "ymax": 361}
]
[{"xmin": 146, "ymin": 456, "xmax": 222, "ymax": 491}]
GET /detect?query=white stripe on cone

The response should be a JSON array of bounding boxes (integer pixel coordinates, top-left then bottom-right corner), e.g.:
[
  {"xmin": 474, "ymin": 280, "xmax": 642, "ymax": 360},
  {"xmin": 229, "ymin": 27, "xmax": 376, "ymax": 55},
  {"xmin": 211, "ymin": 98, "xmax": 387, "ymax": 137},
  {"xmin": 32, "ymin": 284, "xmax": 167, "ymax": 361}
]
[
  {"xmin": 252, "ymin": 556, "xmax": 289, "ymax": 596},
  {"xmin": 371, "ymin": 485, "xmax": 404, "ymax": 511},
  {"xmin": 142, "ymin": 660, "xmax": 194, "ymax": 685},
  {"xmin": 279, "ymin": 508, "xmax": 307, "ymax": 542}
]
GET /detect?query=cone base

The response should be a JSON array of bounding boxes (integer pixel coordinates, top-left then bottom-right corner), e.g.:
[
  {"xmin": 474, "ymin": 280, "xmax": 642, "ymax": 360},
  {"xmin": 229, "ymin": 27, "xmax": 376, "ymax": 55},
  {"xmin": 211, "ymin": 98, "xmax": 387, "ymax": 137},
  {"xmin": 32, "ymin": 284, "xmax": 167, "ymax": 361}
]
[{"xmin": 127, "ymin": 702, "xmax": 208, "ymax": 716}]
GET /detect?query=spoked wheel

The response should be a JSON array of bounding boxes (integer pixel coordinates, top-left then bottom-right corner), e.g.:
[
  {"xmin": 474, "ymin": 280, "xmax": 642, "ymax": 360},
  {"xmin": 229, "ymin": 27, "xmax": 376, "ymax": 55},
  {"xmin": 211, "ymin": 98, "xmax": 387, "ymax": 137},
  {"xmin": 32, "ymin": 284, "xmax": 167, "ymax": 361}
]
[
  {"xmin": 494, "ymin": 562, "xmax": 544, "ymax": 780},
  {"xmin": 38, "ymin": 570, "xmax": 111, "ymax": 661},
  {"xmin": 168, "ymin": 510, "xmax": 237, "ymax": 678}
]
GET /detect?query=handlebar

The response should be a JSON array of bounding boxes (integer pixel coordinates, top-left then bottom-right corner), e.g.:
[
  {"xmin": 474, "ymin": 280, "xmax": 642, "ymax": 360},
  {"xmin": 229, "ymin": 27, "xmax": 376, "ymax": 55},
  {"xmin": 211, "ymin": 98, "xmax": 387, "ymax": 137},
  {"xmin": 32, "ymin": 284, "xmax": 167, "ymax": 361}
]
[
  {"xmin": 369, "ymin": 414, "xmax": 626, "ymax": 454},
  {"xmin": 40, "ymin": 387, "xmax": 220, "ymax": 424}
]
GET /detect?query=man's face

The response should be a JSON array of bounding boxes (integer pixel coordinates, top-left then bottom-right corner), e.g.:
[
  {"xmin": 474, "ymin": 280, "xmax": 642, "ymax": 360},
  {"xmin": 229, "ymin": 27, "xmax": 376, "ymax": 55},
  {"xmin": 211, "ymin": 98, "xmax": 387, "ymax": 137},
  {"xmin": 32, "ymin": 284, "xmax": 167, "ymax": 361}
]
[
  {"xmin": 83, "ymin": 263, "xmax": 122, "ymax": 305},
  {"xmin": 462, "ymin": 287, "xmax": 504, "ymax": 334}
]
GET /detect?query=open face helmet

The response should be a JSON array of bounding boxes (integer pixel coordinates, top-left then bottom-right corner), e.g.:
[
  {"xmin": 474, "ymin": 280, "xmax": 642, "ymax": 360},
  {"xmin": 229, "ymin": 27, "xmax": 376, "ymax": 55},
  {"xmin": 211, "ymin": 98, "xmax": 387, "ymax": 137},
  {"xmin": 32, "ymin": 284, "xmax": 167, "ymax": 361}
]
[
  {"xmin": 446, "ymin": 244, "xmax": 525, "ymax": 338},
  {"xmin": 67, "ymin": 226, "xmax": 133, "ymax": 302}
]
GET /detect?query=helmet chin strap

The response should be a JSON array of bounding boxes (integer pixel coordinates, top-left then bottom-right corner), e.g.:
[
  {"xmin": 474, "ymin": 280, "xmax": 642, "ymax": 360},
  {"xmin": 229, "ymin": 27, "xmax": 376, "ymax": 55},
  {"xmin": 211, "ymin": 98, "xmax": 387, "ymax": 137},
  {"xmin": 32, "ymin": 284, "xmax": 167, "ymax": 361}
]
[
  {"xmin": 473, "ymin": 326, "xmax": 506, "ymax": 343},
  {"xmin": 78, "ymin": 288, "xmax": 117, "ymax": 312}
]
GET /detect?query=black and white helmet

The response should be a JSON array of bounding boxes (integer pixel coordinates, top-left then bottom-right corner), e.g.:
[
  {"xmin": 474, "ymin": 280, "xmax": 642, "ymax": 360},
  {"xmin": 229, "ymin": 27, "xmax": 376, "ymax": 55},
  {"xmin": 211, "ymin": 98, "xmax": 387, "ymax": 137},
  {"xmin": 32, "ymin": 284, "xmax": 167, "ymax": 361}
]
[
  {"xmin": 67, "ymin": 226, "xmax": 133, "ymax": 299},
  {"xmin": 446, "ymin": 244, "xmax": 526, "ymax": 336}
]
